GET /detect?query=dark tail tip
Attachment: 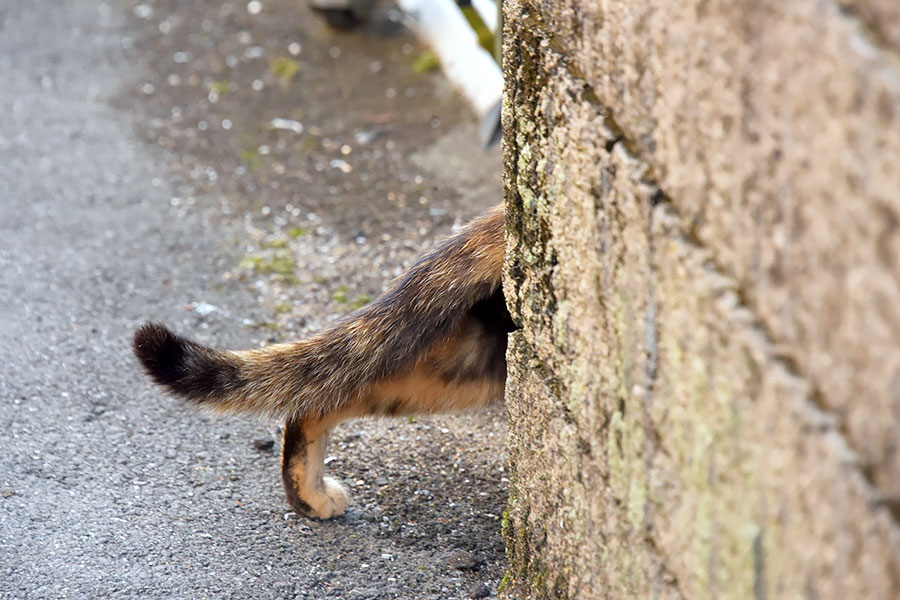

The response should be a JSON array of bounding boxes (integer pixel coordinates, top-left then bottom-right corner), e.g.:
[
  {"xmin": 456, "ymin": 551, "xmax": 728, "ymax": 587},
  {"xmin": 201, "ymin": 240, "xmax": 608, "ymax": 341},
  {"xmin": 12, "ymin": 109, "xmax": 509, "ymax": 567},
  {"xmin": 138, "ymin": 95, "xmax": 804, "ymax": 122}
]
[
  {"xmin": 132, "ymin": 322, "xmax": 244, "ymax": 402},
  {"xmin": 132, "ymin": 322, "xmax": 193, "ymax": 392}
]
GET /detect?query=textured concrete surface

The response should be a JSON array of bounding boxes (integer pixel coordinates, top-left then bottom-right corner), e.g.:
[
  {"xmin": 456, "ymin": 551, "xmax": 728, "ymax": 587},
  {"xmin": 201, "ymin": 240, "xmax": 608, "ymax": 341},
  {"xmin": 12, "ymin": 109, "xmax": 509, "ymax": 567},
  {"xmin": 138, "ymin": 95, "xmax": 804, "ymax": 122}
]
[
  {"xmin": 0, "ymin": 1, "xmax": 506, "ymax": 598},
  {"xmin": 501, "ymin": 0, "xmax": 900, "ymax": 598},
  {"xmin": 514, "ymin": 0, "xmax": 900, "ymax": 501}
]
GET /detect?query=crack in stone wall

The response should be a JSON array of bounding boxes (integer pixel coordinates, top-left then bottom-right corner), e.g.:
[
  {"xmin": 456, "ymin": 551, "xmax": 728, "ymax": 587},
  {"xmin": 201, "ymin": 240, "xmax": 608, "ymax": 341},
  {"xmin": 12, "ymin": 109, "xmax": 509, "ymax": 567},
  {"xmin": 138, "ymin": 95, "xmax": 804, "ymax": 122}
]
[{"xmin": 833, "ymin": 0, "xmax": 900, "ymax": 57}]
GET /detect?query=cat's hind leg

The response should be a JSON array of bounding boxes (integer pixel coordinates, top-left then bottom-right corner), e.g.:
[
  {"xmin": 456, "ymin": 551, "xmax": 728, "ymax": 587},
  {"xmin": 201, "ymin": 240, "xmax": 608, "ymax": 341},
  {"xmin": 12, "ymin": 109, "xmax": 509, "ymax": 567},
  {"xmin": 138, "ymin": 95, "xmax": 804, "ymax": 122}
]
[{"xmin": 281, "ymin": 415, "xmax": 349, "ymax": 519}]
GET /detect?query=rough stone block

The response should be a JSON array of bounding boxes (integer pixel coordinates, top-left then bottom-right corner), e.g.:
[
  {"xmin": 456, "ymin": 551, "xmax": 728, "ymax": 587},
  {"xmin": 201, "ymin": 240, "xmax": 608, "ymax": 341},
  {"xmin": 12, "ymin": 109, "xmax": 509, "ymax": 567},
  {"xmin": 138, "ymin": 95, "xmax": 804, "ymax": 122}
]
[
  {"xmin": 512, "ymin": 0, "xmax": 900, "ymax": 498},
  {"xmin": 501, "ymin": 0, "xmax": 900, "ymax": 597}
]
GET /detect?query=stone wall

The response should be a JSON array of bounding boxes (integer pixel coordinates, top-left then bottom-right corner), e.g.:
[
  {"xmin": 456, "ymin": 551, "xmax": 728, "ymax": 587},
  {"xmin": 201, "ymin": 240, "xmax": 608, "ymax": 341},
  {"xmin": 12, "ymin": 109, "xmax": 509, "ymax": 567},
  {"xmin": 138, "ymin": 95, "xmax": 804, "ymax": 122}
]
[{"xmin": 500, "ymin": 1, "xmax": 900, "ymax": 598}]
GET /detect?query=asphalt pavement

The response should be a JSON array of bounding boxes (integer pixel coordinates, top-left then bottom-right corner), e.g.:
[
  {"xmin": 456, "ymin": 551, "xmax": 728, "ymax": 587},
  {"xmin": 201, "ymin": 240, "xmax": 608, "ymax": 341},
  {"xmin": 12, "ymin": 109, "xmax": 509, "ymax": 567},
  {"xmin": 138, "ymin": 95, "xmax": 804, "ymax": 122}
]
[{"xmin": 0, "ymin": 1, "xmax": 507, "ymax": 598}]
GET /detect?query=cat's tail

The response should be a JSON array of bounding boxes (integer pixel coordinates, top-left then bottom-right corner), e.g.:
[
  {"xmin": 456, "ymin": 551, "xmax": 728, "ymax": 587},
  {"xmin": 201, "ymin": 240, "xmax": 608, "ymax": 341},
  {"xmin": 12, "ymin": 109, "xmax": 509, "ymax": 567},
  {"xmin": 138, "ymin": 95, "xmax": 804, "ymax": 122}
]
[{"xmin": 132, "ymin": 204, "xmax": 507, "ymax": 419}]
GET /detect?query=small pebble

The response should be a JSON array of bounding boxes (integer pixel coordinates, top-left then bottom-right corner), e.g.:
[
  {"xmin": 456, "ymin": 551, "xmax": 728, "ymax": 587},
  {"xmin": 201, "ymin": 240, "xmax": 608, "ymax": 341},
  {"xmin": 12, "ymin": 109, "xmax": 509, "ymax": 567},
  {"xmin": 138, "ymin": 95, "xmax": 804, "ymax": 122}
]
[
  {"xmin": 470, "ymin": 583, "xmax": 490, "ymax": 599},
  {"xmin": 253, "ymin": 439, "xmax": 275, "ymax": 452},
  {"xmin": 354, "ymin": 130, "xmax": 376, "ymax": 145},
  {"xmin": 192, "ymin": 302, "xmax": 217, "ymax": 316},
  {"xmin": 330, "ymin": 159, "xmax": 351, "ymax": 174},
  {"xmin": 133, "ymin": 4, "xmax": 153, "ymax": 19},
  {"xmin": 244, "ymin": 46, "xmax": 265, "ymax": 59},
  {"xmin": 449, "ymin": 550, "xmax": 480, "ymax": 570},
  {"xmin": 270, "ymin": 118, "xmax": 303, "ymax": 134}
]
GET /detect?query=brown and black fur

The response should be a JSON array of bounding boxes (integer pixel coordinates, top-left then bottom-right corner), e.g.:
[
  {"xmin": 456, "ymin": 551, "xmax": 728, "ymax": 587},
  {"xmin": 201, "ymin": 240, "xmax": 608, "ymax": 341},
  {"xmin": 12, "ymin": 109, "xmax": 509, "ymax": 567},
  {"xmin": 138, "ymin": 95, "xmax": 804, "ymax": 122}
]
[{"xmin": 133, "ymin": 204, "xmax": 514, "ymax": 518}]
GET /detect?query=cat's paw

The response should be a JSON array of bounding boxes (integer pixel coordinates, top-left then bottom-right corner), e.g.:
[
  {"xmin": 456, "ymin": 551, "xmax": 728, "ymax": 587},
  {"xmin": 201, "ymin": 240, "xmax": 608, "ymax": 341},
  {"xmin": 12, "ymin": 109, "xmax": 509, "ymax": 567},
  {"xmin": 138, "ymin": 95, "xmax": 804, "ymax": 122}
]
[{"xmin": 305, "ymin": 477, "xmax": 349, "ymax": 519}]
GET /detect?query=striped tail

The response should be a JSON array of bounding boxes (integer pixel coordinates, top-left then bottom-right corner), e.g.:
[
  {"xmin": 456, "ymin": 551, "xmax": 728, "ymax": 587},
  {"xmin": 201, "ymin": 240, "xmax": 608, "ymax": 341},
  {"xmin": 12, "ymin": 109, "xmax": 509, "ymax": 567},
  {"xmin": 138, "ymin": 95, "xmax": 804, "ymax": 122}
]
[{"xmin": 132, "ymin": 204, "xmax": 509, "ymax": 419}]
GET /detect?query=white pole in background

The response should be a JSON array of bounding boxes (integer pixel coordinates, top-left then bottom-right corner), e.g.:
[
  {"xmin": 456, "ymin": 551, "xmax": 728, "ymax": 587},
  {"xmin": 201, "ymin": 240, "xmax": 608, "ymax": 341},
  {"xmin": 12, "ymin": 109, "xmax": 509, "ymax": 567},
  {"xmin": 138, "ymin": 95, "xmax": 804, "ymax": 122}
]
[{"xmin": 396, "ymin": 0, "xmax": 503, "ymax": 144}]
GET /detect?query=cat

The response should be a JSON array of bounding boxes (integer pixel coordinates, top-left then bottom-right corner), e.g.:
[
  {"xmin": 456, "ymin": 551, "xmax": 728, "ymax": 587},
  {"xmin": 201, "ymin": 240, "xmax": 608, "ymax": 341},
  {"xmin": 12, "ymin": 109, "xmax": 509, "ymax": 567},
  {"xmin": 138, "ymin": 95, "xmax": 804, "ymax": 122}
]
[{"xmin": 132, "ymin": 204, "xmax": 514, "ymax": 518}]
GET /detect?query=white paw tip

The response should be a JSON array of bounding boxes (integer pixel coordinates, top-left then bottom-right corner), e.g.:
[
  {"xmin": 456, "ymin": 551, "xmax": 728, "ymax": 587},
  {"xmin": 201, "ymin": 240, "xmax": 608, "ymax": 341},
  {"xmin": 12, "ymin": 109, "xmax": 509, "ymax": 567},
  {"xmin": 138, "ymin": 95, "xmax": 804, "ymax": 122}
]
[{"xmin": 323, "ymin": 476, "xmax": 349, "ymax": 514}]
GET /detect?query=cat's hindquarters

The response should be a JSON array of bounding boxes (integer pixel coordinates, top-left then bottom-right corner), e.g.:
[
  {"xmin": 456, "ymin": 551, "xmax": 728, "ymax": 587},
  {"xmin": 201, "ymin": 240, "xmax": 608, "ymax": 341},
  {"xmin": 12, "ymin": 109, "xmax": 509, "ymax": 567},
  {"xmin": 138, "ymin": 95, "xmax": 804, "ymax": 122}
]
[
  {"xmin": 132, "ymin": 204, "xmax": 511, "ymax": 420},
  {"xmin": 132, "ymin": 204, "xmax": 512, "ymax": 519}
]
